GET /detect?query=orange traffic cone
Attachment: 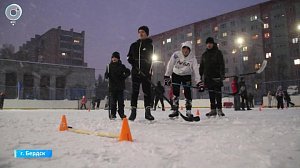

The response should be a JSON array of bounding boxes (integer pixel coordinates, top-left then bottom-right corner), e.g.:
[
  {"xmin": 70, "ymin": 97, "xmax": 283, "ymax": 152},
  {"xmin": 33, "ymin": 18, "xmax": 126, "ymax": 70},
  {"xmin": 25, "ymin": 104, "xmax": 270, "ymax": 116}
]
[
  {"xmin": 196, "ymin": 109, "xmax": 200, "ymax": 116},
  {"xmin": 59, "ymin": 115, "xmax": 68, "ymax": 131},
  {"xmin": 119, "ymin": 118, "xmax": 133, "ymax": 142}
]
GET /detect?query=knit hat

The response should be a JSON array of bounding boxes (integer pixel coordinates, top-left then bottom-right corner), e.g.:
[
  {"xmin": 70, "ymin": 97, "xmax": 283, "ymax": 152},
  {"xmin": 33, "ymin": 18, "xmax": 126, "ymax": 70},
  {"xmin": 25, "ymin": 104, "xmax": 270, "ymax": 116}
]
[
  {"xmin": 112, "ymin": 51, "xmax": 120, "ymax": 59},
  {"xmin": 138, "ymin": 26, "xmax": 149, "ymax": 36},
  {"xmin": 206, "ymin": 37, "xmax": 215, "ymax": 44}
]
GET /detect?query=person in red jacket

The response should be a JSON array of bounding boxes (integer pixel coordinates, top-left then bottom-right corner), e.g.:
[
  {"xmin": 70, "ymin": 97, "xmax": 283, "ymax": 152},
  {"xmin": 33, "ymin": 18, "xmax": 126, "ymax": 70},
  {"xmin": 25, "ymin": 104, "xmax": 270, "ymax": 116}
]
[
  {"xmin": 231, "ymin": 76, "xmax": 240, "ymax": 111},
  {"xmin": 80, "ymin": 96, "xmax": 87, "ymax": 110}
]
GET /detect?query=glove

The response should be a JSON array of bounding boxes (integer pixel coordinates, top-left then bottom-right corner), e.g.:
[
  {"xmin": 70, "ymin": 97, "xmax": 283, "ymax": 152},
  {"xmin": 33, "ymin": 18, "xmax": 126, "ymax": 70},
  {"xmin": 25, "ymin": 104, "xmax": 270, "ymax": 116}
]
[
  {"xmin": 196, "ymin": 81, "xmax": 205, "ymax": 92},
  {"xmin": 127, "ymin": 57, "xmax": 135, "ymax": 65},
  {"xmin": 164, "ymin": 76, "xmax": 171, "ymax": 86}
]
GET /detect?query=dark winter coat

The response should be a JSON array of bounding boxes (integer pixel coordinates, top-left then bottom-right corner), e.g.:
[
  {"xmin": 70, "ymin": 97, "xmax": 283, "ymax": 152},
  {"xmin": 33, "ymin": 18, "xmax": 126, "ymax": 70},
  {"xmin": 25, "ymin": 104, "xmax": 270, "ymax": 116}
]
[
  {"xmin": 199, "ymin": 43, "xmax": 225, "ymax": 87},
  {"xmin": 284, "ymin": 91, "xmax": 291, "ymax": 102},
  {"xmin": 127, "ymin": 38, "xmax": 153, "ymax": 76},
  {"xmin": 105, "ymin": 61, "xmax": 130, "ymax": 92}
]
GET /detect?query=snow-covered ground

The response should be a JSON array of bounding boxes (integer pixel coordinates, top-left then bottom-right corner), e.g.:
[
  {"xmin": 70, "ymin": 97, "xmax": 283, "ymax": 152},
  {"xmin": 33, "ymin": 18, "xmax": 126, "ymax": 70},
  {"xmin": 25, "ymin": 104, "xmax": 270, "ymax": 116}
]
[{"xmin": 1, "ymin": 107, "xmax": 300, "ymax": 168}]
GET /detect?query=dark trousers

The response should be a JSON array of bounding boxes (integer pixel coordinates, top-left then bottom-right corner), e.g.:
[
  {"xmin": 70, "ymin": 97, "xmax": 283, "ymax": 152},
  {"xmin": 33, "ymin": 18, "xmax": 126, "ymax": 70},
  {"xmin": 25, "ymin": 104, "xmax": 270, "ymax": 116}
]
[
  {"xmin": 207, "ymin": 84, "xmax": 222, "ymax": 110},
  {"xmin": 154, "ymin": 96, "xmax": 165, "ymax": 109},
  {"xmin": 234, "ymin": 94, "xmax": 240, "ymax": 110},
  {"xmin": 110, "ymin": 91, "xmax": 125, "ymax": 117},
  {"xmin": 171, "ymin": 73, "xmax": 192, "ymax": 110},
  {"xmin": 0, "ymin": 100, "xmax": 3, "ymax": 109},
  {"xmin": 96, "ymin": 99, "xmax": 100, "ymax": 109},
  {"xmin": 131, "ymin": 74, "xmax": 152, "ymax": 108},
  {"xmin": 241, "ymin": 96, "xmax": 249, "ymax": 110},
  {"xmin": 286, "ymin": 101, "xmax": 295, "ymax": 107},
  {"xmin": 277, "ymin": 97, "xmax": 284, "ymax": 109},
  {"xmin": 80, "ymin": 104, "xmax": 86, "ymax": 109}
]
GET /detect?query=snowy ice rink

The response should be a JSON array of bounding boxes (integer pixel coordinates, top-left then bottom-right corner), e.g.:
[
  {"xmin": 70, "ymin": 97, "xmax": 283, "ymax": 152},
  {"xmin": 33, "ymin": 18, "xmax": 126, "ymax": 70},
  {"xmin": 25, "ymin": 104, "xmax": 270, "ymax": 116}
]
[{"xmin": 1, "ymin": 107, "xmax": 300, "ymax": 168}]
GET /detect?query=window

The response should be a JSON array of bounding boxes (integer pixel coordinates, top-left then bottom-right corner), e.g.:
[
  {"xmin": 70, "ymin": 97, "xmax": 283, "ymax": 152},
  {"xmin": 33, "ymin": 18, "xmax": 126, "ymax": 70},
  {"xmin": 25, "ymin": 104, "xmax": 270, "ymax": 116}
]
[
  {"xmin": 197, "ymin": 39, "xmax": 201, "ymax": 44},
  {"xmin": 220, "ymin": 23, "xmax": 226, "ymax": 29},
  {"xmin": 292, "ymin": 38, "xmax": 299, "ymax": 44},
  {"xmin": 264, "ymin": 23, "xmax": 269, "ymax": 29},
  {"xmin": 242, "ymin": 46, "xmax": 248, "ymax": 51},
  {"xmin": 221, "ymin": 41, "xmax": 227, "ymax": 46},
  {"xmin": 167, "ymin": 38, "xmax": 171, "ymax": 43},
  {"xmin": 231, "ymin": 30, "xmax": 236, "ymax": 36},
  {"xmin": 264, "ymin": 33, "xmax": 270, "ymax": 38},
  {"xmin": 294, "ymin": 59, "xmax": 300, "ymax": 65},
  {"xmin": 232, "ymin": 49, "xmax": 237, "ymax": 54},
  {"xmin": 61, "ymin": 52, "xmax": 66, "ymax": 56},
  {"xmin": 230, "ymin": 21, "xmax": 235, "ymax": 26},
  {"xmin": 73, "ymin": 39, "xmax": 80, "ymax": 43},
  {"xmin": 266, "ymin": 52, "xmax": 272, "ymax": 58},
  {"xmin": 252, "ymin": 34, "xmax": 259, "ymax": 40},
  {"xmin": 187, "ymin": 33, "xmax": 192, "ymax": 37},
  {"xmin": 214, "ymin": 26, "xmax": 219, "ymax": 32},
  {"xmin": 163, "ymin": 41, "xmax": 165, "ymax": 45},
  {"xmin": 243, "ymin": 56, "xmax": 248, "ymax": 61},
  {"xmin": 250, "ymin": 15, "xmax": 258, "ymax": 21},
  {"xmin": 255, "ymin": 63, "xmax": 261, "ymax": 70},
  {"xmin": 222, "ymin": 32, "xmax": 227, "ymax": 37}
]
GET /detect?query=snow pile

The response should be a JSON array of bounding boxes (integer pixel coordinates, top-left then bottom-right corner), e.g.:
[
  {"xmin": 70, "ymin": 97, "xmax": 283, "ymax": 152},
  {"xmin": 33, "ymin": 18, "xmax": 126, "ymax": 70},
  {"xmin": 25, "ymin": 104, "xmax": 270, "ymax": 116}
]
[{"xmin": 0, "ymin": 108, "xmax": 300, "ymax": 168}]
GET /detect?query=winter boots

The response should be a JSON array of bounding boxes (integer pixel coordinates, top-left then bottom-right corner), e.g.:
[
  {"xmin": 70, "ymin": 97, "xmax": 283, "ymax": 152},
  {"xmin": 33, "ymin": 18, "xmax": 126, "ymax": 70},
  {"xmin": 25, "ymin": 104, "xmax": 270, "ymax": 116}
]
[
  {"xmin": 128, "ymin": 107, "xmax": 137, "ymax": 121},
  {"xmin": 129, "ymin": 106, "xmax": 155, "ymax": 121},
  {"xmin": 206, "ymin": 109, "xmax": 225, "ymax": 117},
  {"xmin": 145, "ymin": 107, "xmax": 155, "ymax": 121},
  {"xmin": 206, "ymin": 109, "xmax": 217, "ymax": 117}
]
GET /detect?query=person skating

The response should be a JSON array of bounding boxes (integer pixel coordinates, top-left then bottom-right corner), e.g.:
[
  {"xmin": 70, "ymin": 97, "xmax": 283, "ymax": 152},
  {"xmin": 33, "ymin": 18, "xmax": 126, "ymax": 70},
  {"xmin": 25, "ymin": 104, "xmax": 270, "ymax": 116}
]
[
  {"xmin": 0, "ymin": 92, "xmax": 5, "ymax": 110},
  {"xmin": 200, "ymin": 37, "xmax": 225, "ymax": 117},
  {"xmin": 267, "ymin": 91, "xmax": 273, "ymax": 108},
  {"xmin": 283, "ymin": 90, "xmax": 295, "ymax": 108},
  {"xmin": 127, "ymin": 25, "xmax": 155, "ymax": 121},
  {"xmin": 238, "ymin": 77, "xmax": 251, "ymax": 110},
  {"xmin": 231, "ymin": 76, "xmax": 241, "ymax": 111},
  {"xmin": 164, "ymin": 41, "xmax": 201, "ymax": 119},
  {"xmin": 276, "ymin": 86, "xmax": 284, "ymax": 109},
  {"xmin": 80, "ymin": 96, "xmax": 87, "ymax": 110},
  {"xmin": 105, "ymin": 52, "xmax": 130, "ymax": 119},
  {"xmin": 153, "ymin": 81, "xmax": 165, "ymax": 111}
]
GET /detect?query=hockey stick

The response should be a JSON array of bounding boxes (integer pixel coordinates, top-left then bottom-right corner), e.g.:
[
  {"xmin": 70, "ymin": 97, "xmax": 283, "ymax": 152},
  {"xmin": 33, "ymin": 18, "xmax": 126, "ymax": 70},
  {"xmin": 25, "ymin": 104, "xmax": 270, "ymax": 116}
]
[
  {"xmin": 214, "ymin": 60, "xmax": 268, "ymax": 80},
  {"xmin": 133, "ymin": 66, "xmax": 200, "ymax": 122},
  {"xmin": 171, "ymin": 83, "xmax": 235, "ymax": 95}
]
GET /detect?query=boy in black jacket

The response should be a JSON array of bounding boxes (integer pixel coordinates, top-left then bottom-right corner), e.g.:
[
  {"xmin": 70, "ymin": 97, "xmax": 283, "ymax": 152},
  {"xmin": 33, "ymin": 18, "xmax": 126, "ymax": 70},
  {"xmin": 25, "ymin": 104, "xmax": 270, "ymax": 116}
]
[
  {"xmin": 105, "ymin": 52, "xmax": 130, "ymax": 119},
  {"xmin": 127, "ymin": 25, "xmax": 155, "ymax": 121}
]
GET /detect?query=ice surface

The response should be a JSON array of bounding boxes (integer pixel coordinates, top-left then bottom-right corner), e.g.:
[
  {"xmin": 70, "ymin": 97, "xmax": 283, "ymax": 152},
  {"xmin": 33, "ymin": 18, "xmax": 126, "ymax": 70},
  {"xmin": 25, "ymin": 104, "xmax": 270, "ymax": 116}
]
[{"xmin": 0, "ymin": 108, "xmax": 300, "ymax": 168}]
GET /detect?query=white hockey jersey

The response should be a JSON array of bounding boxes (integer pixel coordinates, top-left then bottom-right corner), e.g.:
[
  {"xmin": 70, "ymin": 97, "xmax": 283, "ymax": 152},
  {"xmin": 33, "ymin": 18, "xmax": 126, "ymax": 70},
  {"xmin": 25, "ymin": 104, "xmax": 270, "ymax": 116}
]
[{"xmin": 165, "ymin": 41, "xmax": 201, "ymax": 83}]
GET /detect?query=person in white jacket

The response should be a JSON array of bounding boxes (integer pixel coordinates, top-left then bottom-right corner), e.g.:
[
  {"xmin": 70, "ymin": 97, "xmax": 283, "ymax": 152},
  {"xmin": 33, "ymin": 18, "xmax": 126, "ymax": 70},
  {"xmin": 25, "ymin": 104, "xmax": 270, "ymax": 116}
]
[{"xmin": 164, "ymin": 41, "xmax": 201, "ymax": 119}]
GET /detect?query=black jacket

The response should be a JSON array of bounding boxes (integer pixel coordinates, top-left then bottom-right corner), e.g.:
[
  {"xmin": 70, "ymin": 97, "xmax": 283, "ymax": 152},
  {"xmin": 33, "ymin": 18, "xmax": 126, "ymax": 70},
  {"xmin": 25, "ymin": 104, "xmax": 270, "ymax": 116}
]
[
  {"xmin": 127, "ymin": 38, "xmax": 153, "ymax": 76},
  {"xmin": 105, "ymin": 61, "xmax": 130, "ymax": 92},
  {"xmin": 199, "ymin": 44, "xmax": 225, "ymax": 86}
]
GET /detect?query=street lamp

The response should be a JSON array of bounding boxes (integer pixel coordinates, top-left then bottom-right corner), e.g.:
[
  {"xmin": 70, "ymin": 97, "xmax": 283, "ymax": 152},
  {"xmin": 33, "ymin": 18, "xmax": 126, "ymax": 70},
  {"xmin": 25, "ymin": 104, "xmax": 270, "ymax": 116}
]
[
  {"xmin": 152, "ymin": 54, "xmax": 158, "ymax": 62},
  {"xmin": 236, "ymin": 37, "xmax": 244, "ymax": 46}
]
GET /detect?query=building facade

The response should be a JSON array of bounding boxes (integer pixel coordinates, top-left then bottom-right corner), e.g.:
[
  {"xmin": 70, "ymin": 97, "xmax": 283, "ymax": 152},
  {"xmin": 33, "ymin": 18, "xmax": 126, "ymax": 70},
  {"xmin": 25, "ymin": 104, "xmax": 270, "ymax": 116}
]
[
  {"xmin": 17, "ymin": 26, "xmax": 86, "ymax": 66},
  {"xmin": 0, "ymin": 27, "xmax": 95, "ymax": 100},
  {"xmin": 151, "ymin": 0, "xmax": 300, "ymax": 102}
]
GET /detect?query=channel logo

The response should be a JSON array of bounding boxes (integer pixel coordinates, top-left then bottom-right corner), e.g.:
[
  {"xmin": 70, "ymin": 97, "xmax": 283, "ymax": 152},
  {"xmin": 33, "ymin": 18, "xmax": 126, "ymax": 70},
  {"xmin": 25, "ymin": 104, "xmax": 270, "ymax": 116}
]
[{"xmin": 5, "ymin": 4, "xmax": 22, "ymax": 26}]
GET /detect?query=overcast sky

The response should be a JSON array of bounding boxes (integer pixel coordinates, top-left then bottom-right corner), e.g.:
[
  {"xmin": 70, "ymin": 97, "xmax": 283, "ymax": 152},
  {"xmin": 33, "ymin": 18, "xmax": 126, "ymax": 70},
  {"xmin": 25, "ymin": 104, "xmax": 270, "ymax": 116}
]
[{"xmin": 0, "ymin": 0, "xmax": 269, "ymax": 77}]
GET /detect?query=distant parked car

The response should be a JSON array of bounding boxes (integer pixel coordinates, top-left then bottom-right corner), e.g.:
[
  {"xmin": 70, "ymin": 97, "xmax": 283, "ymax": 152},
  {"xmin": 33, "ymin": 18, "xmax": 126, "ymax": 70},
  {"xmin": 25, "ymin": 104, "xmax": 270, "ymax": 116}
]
[{"xmin": 287, "ymin": 85, "xmax": 299, "ymax": 95}]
